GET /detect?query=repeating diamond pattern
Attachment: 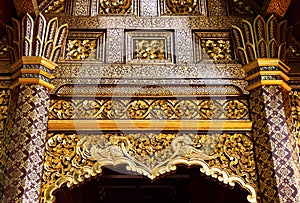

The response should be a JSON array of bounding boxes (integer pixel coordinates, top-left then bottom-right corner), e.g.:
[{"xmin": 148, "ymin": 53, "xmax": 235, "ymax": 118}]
[
  {"xmin": 3, "ymin": 84, "xmax": 50, "ymax": 203},
  {"xmin": 250, "ymin": 86, "xmax": 300, "ymax": 203}
]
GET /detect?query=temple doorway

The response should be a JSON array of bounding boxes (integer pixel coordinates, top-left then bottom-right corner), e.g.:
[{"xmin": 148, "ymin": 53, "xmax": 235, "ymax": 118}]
[{"xmin": 55, "ymin": 166, "xmax": 249, "ymax": 203}]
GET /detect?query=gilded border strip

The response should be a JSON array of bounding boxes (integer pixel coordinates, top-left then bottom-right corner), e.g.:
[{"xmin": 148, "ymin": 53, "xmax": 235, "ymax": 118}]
[{"xmin": 48, "ymin": 120, "xmax": 252, "ymax": 131}]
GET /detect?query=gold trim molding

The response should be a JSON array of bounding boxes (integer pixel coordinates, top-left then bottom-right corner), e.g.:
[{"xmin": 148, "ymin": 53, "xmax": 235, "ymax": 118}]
[
  {"xmin": 242, "ymin": 58, "xmax": 290, "ymax": 73},
  {"xmin": 10, "ymin": 56, "xmax": 57, "ymax": 72},
  {"xmin": 242, "ymin": 59, "xmax": 292, "ymax": 91},
  {"xmin": 48, "ymin": 120, "xmax": 253, "ymax": 131},
  {"xmin": 246, "ymin": 80, "xmax": 291, "ymax": 91}
]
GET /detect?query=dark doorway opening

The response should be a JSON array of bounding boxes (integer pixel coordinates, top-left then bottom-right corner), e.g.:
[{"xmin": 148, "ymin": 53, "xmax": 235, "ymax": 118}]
[{"xmin": 55, "ymin": 165, "xmax": 249, "ymax": 203}]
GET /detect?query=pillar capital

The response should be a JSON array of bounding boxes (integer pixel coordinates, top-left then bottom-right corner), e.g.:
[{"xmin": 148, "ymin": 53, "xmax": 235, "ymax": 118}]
[
  {"xmin": 242, "ymin": 58, "xmax": 291, "ymax": 91},
  {"xmin": 9, "ymin": 56, "xmax": 57, "ymax": 90}
]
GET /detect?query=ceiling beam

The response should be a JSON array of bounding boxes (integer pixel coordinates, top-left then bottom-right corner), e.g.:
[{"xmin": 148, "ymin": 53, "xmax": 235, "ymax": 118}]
[
  {"xmin": 260, "ymin": 0, "xmax": 292, "ymax": 18},
  {"xmin": 13, "ymin": 0, "xmax": 39, "ymax": 18}
]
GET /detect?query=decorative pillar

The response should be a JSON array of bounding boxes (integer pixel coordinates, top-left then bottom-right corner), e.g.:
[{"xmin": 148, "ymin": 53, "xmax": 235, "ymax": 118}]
[
  {"xmin": 232, "ymin": 15, "xmax": 300, "ymax": 203},
  {"xmin": 1, "ymin": 14, "xmax": 67, "ymax": 202}
]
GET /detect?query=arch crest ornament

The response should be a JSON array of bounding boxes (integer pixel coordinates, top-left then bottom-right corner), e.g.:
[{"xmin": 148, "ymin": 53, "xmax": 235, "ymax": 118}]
[{"xmin": 40, "ymin": 133, "xmax": 259, "ymax": 203}]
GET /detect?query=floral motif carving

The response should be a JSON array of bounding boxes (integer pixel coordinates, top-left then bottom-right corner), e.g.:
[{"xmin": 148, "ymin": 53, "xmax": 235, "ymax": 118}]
[
  {"xmin": 201, "ymin": 39, "xmax": 232, "ymax": 60},
  {"xmin": 49, "ymin": 98, "xmax": 249, "ymax": 120},
  {"xmin": 134, "ymin": 39, "xmax": 166, "ymax": 60},
  {"xmin": 65, "ymin": 39, "xmax": 97, "ymax": 60},
  {"xmin": 194, "ymin": 32, "xmax": 232, "ymax": 62},
  {"xmin": 40, "ymin": 133, "xmax": 97, "ymax": 203},
  {"xmin": 164, "ymin": 0, "xmax": 200, "ymax": 15},
  {"xmin": 99, "ymin": 0, "xmax": 132, "ymax": 14},
  {"xmin": 40, "ymin": 132, "xmax": 258, "ymax": 203},
  {"xmin": 126, "ymin": 31, "xmax": 173, "ymax": 63}
]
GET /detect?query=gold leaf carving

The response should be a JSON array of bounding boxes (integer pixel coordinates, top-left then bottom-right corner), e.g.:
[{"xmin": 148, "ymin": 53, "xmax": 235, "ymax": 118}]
[
  {"xmin": 49, "ymin": 99, "xmax": 249, "ymax": 120},
  {"xmin": 165, "ymin": 0, "xmax": 200, "ymax": 15},
  {"xmin": 99, "ymin": 0, "xmax": 132, "ymax": 14},
  {"xmin": 201, "ymin": 39, "xmax": 232, "ymax": 60},
  {"xmin": 65, "ymin": 39, "xmax": 97, "ymax": 60},
  {"xmin": 134, "ymin": 39, "xmax": 166, "ymax": 60},
  {"xmin": 41, "ymin": 132, "xmax": 258, "ymax": 203}
]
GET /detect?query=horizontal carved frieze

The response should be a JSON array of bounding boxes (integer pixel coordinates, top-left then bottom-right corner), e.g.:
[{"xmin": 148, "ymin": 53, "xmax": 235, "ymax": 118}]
[
  {"xmin": 49, "ymin": 98, "xmax": 249, "ymax": 120},
  {"xmin": 54, "ymin": 62, "xmax": 246, "ymax": 79},
  {"xmin": 55, "ymin": 84, "xmax": 244, "ymax": 97},
  {"xmin": 43, "ymin": 14, "xmax": 250, "ymax": 30},
  {"xmin": 51, "ymin": 78, "xmax": 249, "ymax": 95}
]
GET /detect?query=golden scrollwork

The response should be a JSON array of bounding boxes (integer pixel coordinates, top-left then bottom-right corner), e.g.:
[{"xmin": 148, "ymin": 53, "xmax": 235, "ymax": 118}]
[
  {"xmin": 49, "ymin": 99, "xmax": 249, "ymax": 120},
  {"xmin": 201, "ymin": 39, "xmax": 232, "ymax": 60},
  {"xmin": 41, "ymin": 132, "xmax": 258, "ymax": 203},
  {"xmin": 165, "ymin": 0, "xmax": 200, "ymax": 15},
  {"xmin": 134, "ymin": 39, "xmax": 166, "ymax": 60},
  {"xmin": 44, "ymin": 0, "xmax": 65, "ymax": 13},
  {"xmin": 65, "ymin": 39, "xmax": 97, "ymax": 60},
  {"xmin": 99, "ymin": 0, "xmax": 132, "ymax": 14},
  {"xmin": 40, "ymin": 133, "xmax": 98, "ymax": 203}
]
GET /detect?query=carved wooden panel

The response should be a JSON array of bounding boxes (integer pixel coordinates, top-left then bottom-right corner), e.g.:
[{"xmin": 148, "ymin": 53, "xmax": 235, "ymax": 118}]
[
  {"xmin": 194, "ymin": 31, "xmax": 233, "ymax": 62},
  {"xmin": 126, "ymin": 31, "xmax": 174, "ymax": 63},
  {"xmin": 64, "ymin": 31, "xmax": 104, "ymax": 61}
]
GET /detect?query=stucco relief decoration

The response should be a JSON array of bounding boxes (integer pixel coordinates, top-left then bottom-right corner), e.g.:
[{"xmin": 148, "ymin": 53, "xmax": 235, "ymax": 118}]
[
  {"xmin": 40, "ymin": 133, "xmax": 258, "ymax": 203},
  {"xmin": 161, "ymin": 0, "xmax": 200, "ymax": 15},
  {"xmin": 99, "ymin": 0, "xmax": 132, "ymax": 14}
]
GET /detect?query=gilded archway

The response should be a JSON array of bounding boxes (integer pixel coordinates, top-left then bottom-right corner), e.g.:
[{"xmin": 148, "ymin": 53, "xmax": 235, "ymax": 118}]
[{"xmin": 40, "ymin": 132, "xmax": 259, "ymax": 203}]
